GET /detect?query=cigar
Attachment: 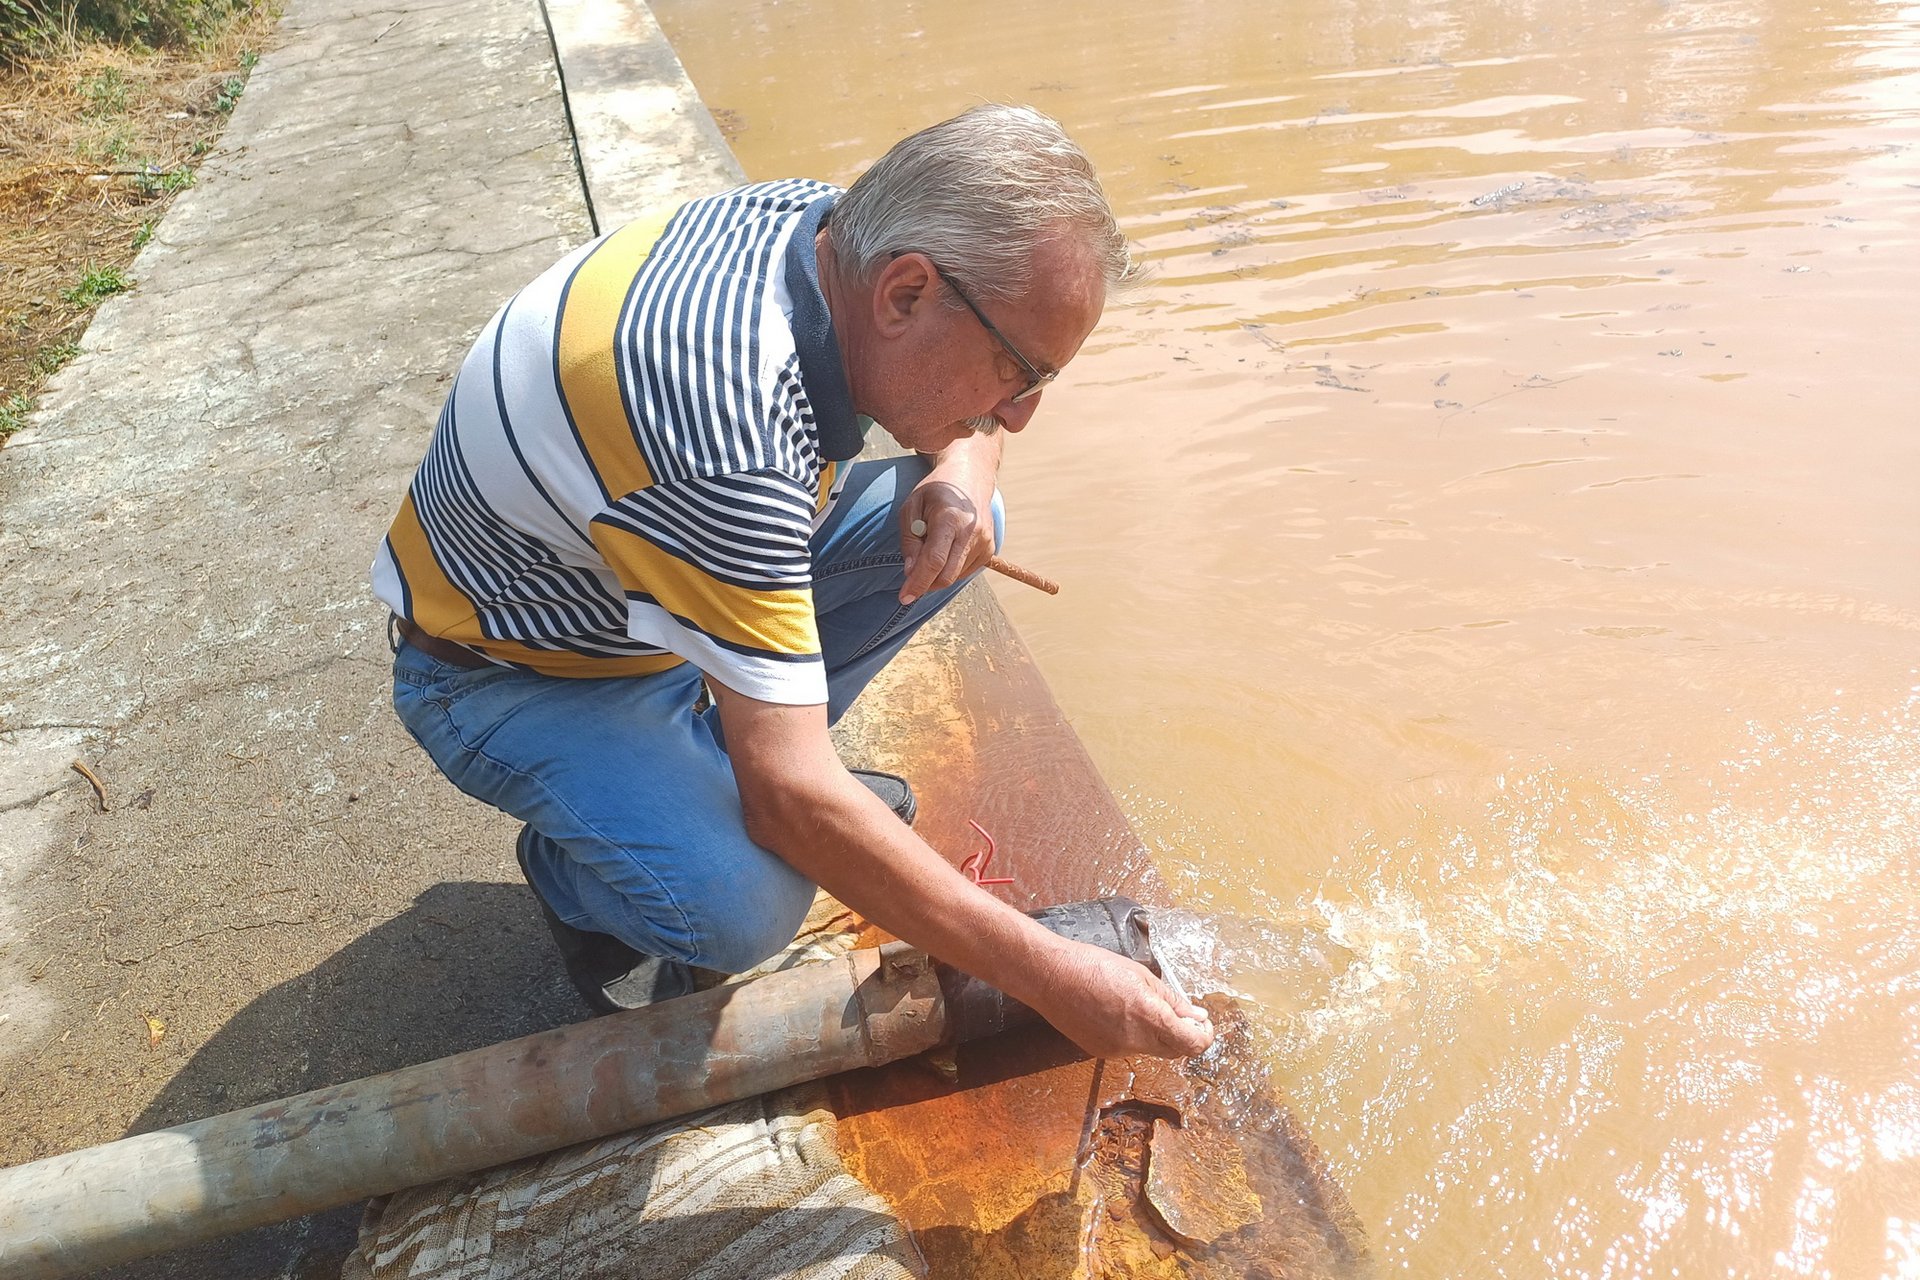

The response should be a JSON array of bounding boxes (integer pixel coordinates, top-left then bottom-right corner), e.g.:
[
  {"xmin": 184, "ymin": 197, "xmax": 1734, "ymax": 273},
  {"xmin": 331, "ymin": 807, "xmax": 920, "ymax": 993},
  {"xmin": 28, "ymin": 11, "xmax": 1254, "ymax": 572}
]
[
  {"xmin": 910, "ymin": 519, "xmax": 1060, "ymax": 595},
  {"xmin": 986, "ymin": 555, "xmax": 1060, "ymax": 595}
]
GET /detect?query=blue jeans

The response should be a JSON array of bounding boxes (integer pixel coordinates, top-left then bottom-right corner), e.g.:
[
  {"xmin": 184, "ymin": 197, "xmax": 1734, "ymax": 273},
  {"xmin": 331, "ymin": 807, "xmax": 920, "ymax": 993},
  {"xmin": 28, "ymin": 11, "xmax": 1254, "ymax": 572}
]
[{"xmin": 391, "ymin": 455, "xmax": 1003, "ymax": 973}]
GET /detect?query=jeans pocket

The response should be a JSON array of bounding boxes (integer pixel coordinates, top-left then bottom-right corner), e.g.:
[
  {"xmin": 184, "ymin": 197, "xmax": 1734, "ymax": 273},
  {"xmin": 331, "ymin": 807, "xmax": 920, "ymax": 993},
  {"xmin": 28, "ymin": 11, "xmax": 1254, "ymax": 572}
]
[
  {"xmin": 421, "ymin": 665, "xmax": 520, "ymax": 720},
  {"xmin": 394, "ymin": 667, "xmax": 511, "ymax": 764}
]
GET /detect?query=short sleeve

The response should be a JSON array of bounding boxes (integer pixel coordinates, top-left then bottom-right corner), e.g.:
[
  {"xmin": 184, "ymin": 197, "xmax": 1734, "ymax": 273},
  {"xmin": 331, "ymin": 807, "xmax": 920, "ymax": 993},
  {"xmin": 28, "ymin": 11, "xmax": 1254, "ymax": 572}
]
[{"xmin": 589, "ymin": 470, "xmax": 825, "ymax": 704}]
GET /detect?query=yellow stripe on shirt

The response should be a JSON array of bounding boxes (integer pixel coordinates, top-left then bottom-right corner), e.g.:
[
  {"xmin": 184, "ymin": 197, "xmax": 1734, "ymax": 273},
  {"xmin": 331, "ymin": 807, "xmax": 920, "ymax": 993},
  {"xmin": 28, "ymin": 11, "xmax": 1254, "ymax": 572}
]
[
  {"xmin": 385, "ymin": 492, "xmax": 482, "ymax": 634},
  {"xmin": 592, "ymin": 520, "xmax": 820, "ymax": 659},
  {"xmin": 457, "ymin": 640, "xmax": 684, "ymax": 679},
  {"xmin": 388, "ymin": 493, "xmax": 680, "ymax": 676},
  {"xmin": 554, "ymin": 213, "xmax": 675, "ymax": 501}
]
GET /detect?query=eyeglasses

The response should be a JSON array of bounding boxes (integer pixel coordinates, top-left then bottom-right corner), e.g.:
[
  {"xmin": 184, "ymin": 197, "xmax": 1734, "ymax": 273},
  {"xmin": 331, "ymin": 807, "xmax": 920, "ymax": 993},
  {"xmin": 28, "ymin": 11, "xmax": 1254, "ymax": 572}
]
[{"xmin": 896, "ymin": 252, "xmax": 1058, "ymax": 402}]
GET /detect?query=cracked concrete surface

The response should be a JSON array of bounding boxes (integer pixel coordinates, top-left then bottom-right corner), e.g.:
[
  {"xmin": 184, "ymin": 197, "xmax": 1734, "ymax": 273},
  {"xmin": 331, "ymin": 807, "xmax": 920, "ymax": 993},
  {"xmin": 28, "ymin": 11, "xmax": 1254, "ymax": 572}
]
[{"xmin": 0, "ymin": 0, "xmax": 606, "ymax": 1270}]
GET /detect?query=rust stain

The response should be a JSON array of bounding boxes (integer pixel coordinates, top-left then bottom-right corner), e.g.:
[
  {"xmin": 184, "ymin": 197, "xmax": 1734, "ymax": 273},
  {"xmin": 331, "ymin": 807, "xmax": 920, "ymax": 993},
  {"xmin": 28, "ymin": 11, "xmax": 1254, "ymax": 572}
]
[
  {"xmin": 1144, "ymin": 1118, "xmax": 1264, "ymax": 1249},
  {"xmin": 829, "ymin": 588, "xmax": 1370, "ymax": 1277}
]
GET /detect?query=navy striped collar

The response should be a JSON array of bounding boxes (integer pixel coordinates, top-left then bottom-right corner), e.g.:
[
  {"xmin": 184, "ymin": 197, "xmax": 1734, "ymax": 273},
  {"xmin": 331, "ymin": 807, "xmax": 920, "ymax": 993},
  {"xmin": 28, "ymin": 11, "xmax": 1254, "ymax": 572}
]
[{"xmin": 784, "ymin": 194, "xmax": 866, "ymax": 462}]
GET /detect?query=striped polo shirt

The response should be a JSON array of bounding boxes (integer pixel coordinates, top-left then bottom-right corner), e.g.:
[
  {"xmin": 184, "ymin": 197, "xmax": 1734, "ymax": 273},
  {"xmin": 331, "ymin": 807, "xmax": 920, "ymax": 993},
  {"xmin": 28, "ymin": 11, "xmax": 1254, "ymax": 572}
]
[{"xmin": 371, "ymin": 179, "xmax": 867, "ymax": 705}]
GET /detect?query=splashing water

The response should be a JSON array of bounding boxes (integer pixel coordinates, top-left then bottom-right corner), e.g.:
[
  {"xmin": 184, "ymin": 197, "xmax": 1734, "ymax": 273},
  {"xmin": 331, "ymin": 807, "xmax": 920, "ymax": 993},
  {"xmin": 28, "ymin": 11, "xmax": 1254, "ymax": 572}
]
[{"xmin": 1154, "ymin": 693, "xmax": 1920, "ymax": 1278}]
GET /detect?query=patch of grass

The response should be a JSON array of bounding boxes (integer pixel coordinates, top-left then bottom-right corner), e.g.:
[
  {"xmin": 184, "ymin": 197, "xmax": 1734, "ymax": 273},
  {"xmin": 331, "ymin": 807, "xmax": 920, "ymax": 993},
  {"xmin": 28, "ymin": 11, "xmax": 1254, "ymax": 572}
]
[
  {"xmin": 1, "ymin": 0, "xmax": 78, "ymax": 63},
  {"xmin": 1, "ymin": 4, "xmax": 276, "ymax": 453},
  {"xmin": 78, "ymin": 119, "xmax": 133, "ymax": 161},
  {"xmin": 33, "ymin": 340, "xmax": 80, "ymax": 374},
  {"xmin": 0, "ymin": 392, "xmax": 33, "ymax": 437},
  {"xmin": 5, "ymin": 0, "xmax": 252, "ymax": 62},
  {"xmin": 60, "ymin": 262, "xmax": 131, "ymax": 305},
  {"xmin": 133, "ymin": 161, "xmax": 193, "ymax": 195},
  {"xmin": 77, "ymin": 62, "xmax": 124, "ymax": 113}
]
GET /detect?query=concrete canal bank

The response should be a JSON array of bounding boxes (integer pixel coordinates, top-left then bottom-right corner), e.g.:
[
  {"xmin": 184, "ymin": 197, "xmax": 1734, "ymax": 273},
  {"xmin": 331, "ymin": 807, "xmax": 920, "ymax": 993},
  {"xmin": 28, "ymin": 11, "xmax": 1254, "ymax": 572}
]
[{"xmin": 0, "ymin": 0, "xmax": 1362, "ymax": 1273}]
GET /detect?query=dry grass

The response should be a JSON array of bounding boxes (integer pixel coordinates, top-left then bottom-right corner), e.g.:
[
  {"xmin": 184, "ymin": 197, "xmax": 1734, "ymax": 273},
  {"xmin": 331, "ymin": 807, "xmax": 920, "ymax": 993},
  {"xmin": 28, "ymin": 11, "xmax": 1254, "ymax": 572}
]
[{"xmin": 0, "ymin": 4, "xmax": 277, "ymax": 440}]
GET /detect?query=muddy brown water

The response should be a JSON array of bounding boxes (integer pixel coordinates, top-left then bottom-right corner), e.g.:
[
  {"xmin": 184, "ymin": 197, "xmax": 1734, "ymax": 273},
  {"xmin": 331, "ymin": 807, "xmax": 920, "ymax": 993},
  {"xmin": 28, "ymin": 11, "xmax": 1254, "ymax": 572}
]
[{"xmin": 652, "ymin": 1, "xmax": 1920, "ymax": 1275}]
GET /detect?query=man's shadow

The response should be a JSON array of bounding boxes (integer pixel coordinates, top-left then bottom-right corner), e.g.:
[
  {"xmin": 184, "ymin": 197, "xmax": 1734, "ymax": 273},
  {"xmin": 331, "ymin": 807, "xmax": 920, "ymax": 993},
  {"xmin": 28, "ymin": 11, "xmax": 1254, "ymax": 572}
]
[{"xmin": 95, "ymin": 880, "xmax": 586, "ymax": 1280}]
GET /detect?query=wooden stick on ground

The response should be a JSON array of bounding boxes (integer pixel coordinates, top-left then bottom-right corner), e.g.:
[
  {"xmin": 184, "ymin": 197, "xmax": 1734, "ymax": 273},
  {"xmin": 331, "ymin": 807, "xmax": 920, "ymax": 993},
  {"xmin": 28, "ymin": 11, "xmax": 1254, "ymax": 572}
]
[{"xmin": 71, "ymin": 759, "xmax": 109, "ymax": 812}]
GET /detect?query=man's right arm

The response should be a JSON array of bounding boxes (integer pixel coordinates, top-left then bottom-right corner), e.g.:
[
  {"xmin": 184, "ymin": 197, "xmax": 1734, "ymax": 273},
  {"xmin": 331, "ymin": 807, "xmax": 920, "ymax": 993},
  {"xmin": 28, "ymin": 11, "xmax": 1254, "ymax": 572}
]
[{"xmin": 710, "ymin": 679, "xmax": 1214, "ymax": 1061}]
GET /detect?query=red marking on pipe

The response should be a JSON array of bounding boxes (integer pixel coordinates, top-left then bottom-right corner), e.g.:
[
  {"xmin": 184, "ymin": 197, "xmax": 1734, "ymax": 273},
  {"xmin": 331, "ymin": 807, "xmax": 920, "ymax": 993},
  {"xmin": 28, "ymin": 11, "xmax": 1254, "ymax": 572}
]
[{"xmin": 960, "ymin": 820, "xmax": 1015, "ymax": 887}]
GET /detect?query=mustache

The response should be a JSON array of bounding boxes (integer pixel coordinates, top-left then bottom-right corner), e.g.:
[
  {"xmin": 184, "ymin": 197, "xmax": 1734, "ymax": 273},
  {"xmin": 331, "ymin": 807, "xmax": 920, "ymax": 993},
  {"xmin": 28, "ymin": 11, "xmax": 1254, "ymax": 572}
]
[{"xmin": 961, "ymin": 415, "xmax": 1001, "ymax": 435}]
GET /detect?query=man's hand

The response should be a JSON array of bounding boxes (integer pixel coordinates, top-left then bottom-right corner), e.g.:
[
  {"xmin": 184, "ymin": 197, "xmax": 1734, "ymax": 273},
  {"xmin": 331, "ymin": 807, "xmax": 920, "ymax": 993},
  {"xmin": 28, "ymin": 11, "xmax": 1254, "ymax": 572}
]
[
  {"xmin": 900, "ymin": 434, "xmax": 1001, "ymax": 604},
  {"xmin": 711, "ymin": 678, "xmax": 1214, "ymax": 1063},
  {"xmin": 899, "ymin": 480, "xmax": 990, "ymax": 603},
  {"xmin": 1019, "ymin": 937, "xmax": 1215, "ymax": 1060}
]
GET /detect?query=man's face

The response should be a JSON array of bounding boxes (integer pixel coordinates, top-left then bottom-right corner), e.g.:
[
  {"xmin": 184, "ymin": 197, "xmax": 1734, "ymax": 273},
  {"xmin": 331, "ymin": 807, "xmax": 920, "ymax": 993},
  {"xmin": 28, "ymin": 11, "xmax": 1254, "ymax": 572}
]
[{"xmin": 866, "ymin": 235, "xmax": 1106, "ymax": 452}]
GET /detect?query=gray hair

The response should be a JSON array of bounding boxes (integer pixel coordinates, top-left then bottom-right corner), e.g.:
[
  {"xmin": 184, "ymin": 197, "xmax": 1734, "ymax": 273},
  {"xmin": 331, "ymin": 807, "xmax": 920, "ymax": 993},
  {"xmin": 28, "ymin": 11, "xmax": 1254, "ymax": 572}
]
[{"xmin": 828, "ymin": 104, "xmax": 1134, "ymax": 305}]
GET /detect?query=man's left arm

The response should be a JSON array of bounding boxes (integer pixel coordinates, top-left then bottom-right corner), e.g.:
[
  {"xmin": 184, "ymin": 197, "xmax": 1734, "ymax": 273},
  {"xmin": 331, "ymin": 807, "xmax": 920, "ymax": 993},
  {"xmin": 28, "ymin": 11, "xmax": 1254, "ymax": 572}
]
[{"xmin": 900, "ymin": 432, "xmax": 1002, "ymax": 604}]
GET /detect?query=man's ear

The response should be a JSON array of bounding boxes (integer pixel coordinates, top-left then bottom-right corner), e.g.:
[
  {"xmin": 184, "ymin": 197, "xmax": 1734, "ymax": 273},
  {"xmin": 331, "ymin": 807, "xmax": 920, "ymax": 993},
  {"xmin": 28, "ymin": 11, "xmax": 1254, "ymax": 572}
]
[{"xmin": 870, "ymin": 251, "xmax": 937, "ymax": 339}]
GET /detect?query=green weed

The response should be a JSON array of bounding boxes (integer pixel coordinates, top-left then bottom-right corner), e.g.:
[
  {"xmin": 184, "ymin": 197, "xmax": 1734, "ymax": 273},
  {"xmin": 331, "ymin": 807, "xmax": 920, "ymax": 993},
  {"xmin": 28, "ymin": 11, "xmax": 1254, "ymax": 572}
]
[
  {"xmin": 213, "ymin": 73, "xmax": 242, "ymax": 112},
  {"xmin": 7, "ymin": 0, "xmax": 255, "ymax": 63},
  {"xmin": 78, "ymin": 65, "xmax": 127, "ymax": 115},
  {"xmin": 0, "ymin": 392, "xmax": 33, "ymax": 438},
  {"xmin": 131, "ymin": 217, "xmax": 157, "ymax": 248},
  {"xmin": 133, "ymin": 163, "xmax": 192, "ymax": 196},
  {"xmin": 79, "ymin": 122, "xmax": 134, "ymax": 162},
  {"xmin": 60, "ymin": 263, "xmax": 131, "ymax": 305},
  {"xmin": 33, "ymin": 341, "xmax": 81, "ymax": 375}
]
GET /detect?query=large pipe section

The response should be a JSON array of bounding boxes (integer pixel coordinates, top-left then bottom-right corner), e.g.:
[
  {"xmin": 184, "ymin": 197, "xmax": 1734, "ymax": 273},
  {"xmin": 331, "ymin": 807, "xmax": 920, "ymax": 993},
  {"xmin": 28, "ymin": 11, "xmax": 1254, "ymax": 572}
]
[{"xmin": 0, "ymin": 899, "xmax": 1152, "ymax": 1280}]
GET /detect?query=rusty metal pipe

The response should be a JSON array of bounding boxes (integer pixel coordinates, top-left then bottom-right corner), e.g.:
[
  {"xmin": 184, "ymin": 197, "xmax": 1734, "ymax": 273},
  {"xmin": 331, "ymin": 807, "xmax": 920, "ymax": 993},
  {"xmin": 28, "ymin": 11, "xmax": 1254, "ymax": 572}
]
[
  {"xmin": 0, "ymin": 899, "xmax": 1146, "ymax": 1280},
  {"xmin": 0, "ymin": 944, "xmax": 941, "ymax": 1279}
]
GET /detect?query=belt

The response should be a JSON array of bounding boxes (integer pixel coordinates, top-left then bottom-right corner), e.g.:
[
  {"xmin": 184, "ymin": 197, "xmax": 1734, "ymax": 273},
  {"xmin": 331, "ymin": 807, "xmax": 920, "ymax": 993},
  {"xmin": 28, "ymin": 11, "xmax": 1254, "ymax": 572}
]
[{"xmin": 394, "ymin": 617, "xmax": 493, "ymax": 670}]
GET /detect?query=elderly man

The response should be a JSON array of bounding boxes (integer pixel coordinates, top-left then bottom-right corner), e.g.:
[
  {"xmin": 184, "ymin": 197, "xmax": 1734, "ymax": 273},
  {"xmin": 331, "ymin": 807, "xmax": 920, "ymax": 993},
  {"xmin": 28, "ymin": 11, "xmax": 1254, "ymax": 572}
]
[{"xmin": 373, "ymin": 105, "xmax": 1211, "ymax": 1061}]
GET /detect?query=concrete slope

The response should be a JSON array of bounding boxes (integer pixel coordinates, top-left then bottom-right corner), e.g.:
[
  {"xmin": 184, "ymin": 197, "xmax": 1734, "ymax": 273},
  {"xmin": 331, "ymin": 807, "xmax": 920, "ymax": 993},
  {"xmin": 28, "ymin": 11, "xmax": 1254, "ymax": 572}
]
[{"xmin": 0, "ymin": 0, "xmax": 601, "ymax": 1270}]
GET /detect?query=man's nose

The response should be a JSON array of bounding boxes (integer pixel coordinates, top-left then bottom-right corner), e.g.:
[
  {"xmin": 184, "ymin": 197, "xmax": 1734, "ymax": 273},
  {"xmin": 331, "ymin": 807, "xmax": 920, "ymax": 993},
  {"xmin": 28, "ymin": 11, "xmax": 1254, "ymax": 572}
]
[{"xmin": 996, "ymin": 392, "xmax": 1042, "ymax": 433}]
